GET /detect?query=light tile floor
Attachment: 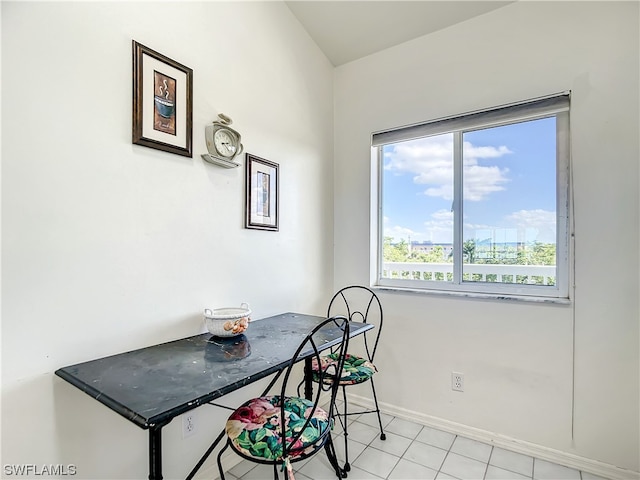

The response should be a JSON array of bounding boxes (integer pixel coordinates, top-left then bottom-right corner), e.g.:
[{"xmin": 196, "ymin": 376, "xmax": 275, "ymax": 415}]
[{"xmin": 216, "ymin": 412, "xmax": 611, "ymax": 480}]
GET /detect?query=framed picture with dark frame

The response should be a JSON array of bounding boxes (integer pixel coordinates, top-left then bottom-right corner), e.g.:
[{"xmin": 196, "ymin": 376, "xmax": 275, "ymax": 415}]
[
  {"xmin": 245, "ymin": 154, "xmax": 279, "ymax": 231},
  {"xmin": 132, "ymin": 40, "xmax": 193, "ymax": 157}
]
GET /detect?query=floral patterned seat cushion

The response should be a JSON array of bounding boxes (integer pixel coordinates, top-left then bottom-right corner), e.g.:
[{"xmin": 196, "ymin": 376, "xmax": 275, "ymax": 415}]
[
  {"xmin": 312, "ymin": 353, "xmax": 377, "ymax": 385},
  {"xmin": 225, "ymin": 395, "xmax": 331, "ymax": 462}
]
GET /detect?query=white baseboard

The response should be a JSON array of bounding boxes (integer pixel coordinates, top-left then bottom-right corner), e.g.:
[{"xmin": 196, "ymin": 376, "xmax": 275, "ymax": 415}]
[
  {"xmin": 193, "ymin": 394, "xmax": 639, "ymax": 480},
  {"xmin": 346, "ymin": 393, "xmax": 640, "ymax": 480}
]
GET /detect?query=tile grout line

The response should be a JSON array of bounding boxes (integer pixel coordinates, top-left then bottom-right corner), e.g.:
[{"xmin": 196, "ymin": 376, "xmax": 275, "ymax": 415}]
[
  {"xmin": 435, "ymin": 434, "xmax": 458, "ymax": 479},
  {"xmin": 233, "ymin": 416, "xmax": 597, "ymax": 480},
  {"xmin": 482, "ymin": 445, "xmax": 494, "ymax": 480}
]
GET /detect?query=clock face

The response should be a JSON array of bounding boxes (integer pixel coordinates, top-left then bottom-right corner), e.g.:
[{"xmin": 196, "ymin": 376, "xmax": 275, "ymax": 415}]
[{"xmin": 213, "ymin": 129, "xmax": 237, "ymax": 158}]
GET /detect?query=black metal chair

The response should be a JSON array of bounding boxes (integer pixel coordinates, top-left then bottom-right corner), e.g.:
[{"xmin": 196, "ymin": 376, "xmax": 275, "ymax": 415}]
[
  {"xmin": 317, "ymin": 285, "xmax": 385, "ymax": 475},
  {"xmin": 216, "ymin": 316, "xmax": 351, "ymax": 480}
]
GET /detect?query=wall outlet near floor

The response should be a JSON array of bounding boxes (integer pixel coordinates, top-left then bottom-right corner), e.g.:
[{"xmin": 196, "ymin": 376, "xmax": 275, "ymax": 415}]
[
  {"xmin": 182, "ymin": 412, "xmax": 197, "ymax": 438},
  {"xmin": 452, "ymin": 372, "xmax": 464, "ymax": 392}
]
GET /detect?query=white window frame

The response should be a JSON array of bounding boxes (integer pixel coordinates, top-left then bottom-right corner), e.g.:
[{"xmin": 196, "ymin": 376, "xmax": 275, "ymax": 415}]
[{"xmin": 371, "ymin": 93, "xmax": 571, "ymax": 302}]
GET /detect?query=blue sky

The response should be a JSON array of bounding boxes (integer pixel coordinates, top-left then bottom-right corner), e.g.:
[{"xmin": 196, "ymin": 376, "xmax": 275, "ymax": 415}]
[{"xmin": 382, "ymin": 116, "xmax": 557, "ymax": 245}]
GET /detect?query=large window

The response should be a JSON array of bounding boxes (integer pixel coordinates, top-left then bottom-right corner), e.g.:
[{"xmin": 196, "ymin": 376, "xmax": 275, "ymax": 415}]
[{"xmin": 373, "ymin": 94, "xmax": 571, "ymax": 300}]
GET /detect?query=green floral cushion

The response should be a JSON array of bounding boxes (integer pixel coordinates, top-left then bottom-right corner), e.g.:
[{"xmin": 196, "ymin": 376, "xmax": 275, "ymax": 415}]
[
  {"xmin": 312, "ymin": 353, "xmax": 377, "ymax": 385},
  {"xmin": 225, "ymin": 395, "xmax": 331, "ymax": 462}
]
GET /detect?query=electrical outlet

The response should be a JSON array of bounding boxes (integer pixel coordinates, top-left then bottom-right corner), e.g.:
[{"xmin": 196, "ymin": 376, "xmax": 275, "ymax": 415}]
[
  {"xmin": 452, "ymin": 372, "xmax": 464, "ymax": 392},
  {"xmin": 182, "ymin": 412, "xmax": 197, "ymax": 439}
]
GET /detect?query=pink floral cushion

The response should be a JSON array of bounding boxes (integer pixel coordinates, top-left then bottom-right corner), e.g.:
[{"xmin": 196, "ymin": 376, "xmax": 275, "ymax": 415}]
[
  {"xmin": 225, "ymin": 395, "xmax": 331, "ymax": 461},
  {"xmin": 312, "ymin": 353, "xmax": 377, "ymax": 385}
]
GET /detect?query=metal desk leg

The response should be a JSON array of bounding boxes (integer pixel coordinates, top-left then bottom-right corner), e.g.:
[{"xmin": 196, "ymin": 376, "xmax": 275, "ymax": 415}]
[
  {"xmin": 149, "ymin": 421, "xmax": 171, "ymax": 480},
  {"xmin": 304, "ymin": 357, "xmax": 313, "ymax": 400}
]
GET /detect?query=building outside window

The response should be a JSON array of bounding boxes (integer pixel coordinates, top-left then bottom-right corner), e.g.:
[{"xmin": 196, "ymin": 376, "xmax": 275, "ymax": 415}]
[{"xmin": 372, "ymin": 93, "xmax": 571, "ymax": 300}]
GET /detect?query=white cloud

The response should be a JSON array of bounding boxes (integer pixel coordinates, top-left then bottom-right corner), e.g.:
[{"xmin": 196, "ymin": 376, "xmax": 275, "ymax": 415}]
[
  {"xmin": 506, "ymin": 209, "xmax": 556, "ymax": 228},
  {"xmin": 384, "ymin": 135, "xmax": 511, "ymax": 201},
  {"xmin": 384, "ymin": 209, "xmax": 454, "ymax": 244},
  {"xmin": 505, "ymin": 209, "xmax": 556, "ymax": 243},
  {"xmin": 383, "ymin": 224, "xmax": 420, "ymax": 242},
  {"xmin": 387, "ymin": 209, "xmax": 556, "ymax": 245},
  {"xmin": 464, "ymin": 144, "xmax": 512, "ymax": 158},
  {"xmin": 462, "ymin": 164, "xmax": 510, "ymax": 201},
  {"xmin": 464, "ymin": 209, "xmax": 556, "ymax": 244},
  {"xmin": 431, "ymin": 209, "xmax": 453, "ymax": 221},
  {"xmin": 423, "ymin": 209, "xmax": 454, "ymax": 243}
]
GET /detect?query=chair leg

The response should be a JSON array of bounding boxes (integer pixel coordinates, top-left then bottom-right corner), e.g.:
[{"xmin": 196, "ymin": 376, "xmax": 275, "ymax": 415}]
[
  {"xmin": 370, "ymin": 378, "xmax": 386, "ymax": 441},
  {"xmin": 341, "ymin": 385, "xmax": 351, "ymax": 473},
  {"xmin": 324, "ymin": 435, "xmax": 347, "ymax": 478},
  {"xmin": 216, "ymin": 442, "xmax": 229, "ymax": 480}
]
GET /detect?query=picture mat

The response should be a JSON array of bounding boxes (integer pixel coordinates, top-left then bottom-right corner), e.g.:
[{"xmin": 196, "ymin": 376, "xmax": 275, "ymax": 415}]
[{"xmin": 141, "ymin": 53, "xmax": 187, "ymax": 148}]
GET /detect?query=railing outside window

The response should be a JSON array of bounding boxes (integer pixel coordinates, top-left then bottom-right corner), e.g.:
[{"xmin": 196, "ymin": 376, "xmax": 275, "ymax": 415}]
[{"xmin": 383, "ymin": 262, "xmax": 556, "ymax": 286}]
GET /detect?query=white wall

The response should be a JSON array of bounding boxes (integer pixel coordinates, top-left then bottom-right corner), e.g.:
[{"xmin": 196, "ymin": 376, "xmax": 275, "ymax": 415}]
[
  {"xmin": 334, "ymin": 1, "xmax": 639, "ymax": 477},
  {"xmin": 3, "ymin": 1, "xmax": 639, "ymax": 479},
  {"xmin": 1, "ymin": 2, "xmax": 333, "ymax": 478}
]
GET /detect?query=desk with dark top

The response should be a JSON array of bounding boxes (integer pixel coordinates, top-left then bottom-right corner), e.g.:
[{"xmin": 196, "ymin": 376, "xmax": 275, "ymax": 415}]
[{"xmin": 55, "ymin": 312, "xmax": 373, "ymax": 480}]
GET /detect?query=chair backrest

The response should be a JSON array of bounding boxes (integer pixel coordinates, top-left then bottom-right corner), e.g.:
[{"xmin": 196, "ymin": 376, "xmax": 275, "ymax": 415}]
[
  {"xmin": 278, "ymin": 315, "xmax": 350, "ymax": 459},
  {"xmin": 327, "ymin": 285, "xmax": 383, "ymax": 363}
]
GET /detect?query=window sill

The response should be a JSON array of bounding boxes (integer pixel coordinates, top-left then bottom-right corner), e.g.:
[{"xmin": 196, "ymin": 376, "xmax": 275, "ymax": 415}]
[{"xmin": 372, "ymin": 285, "xmax": 572, "ymax": 305}]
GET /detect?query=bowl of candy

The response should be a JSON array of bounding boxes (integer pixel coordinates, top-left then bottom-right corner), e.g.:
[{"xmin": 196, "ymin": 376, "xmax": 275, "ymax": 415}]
[{"xmin": 204, "ymin": 303, "xmax": 251, "ymax": 337}]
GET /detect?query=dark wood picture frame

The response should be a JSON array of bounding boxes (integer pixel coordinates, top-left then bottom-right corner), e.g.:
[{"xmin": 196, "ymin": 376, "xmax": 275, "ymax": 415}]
[
  {"xmin": 245, "ymin": 153, "xmax": 279, "ymax": 231},
  {"xmin": 132, "ymin": 41, "xmax": 193, "ymax": 157}
]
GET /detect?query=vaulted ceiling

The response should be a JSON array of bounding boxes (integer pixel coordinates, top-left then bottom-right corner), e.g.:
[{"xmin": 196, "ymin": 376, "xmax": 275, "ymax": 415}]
[{"xmin": 285, "ymin": 1, "xmax": 514, "ymax": 66}]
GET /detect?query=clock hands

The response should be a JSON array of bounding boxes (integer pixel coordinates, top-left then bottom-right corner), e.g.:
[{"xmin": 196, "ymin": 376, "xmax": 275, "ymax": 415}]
[{"xmin": 221, "ymin": 142, "xmax": 236, "ymax": 152}]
